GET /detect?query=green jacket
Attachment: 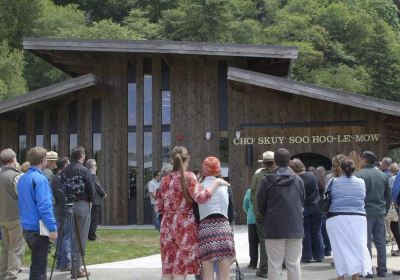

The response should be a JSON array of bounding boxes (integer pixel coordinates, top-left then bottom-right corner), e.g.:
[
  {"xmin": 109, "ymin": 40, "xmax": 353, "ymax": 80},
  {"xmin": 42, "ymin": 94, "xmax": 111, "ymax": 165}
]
[
  {"xmin": 355, "ymin": 165, "xmax": 391, "ymax": 217},
  {"xmin": 250, "ymin": 165, "xmax": 276, "ymax": 223}
]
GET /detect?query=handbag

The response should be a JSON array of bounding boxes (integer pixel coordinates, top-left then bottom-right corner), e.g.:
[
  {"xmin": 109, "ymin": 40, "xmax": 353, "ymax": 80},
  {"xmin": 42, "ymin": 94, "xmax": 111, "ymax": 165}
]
[
  {"xmin": 234, "ymin": 260, "xmax": 244, "ymax": 280},
  {"xmin": 321, "ymin": 178, "xmax": 335, "ymax": 213}
]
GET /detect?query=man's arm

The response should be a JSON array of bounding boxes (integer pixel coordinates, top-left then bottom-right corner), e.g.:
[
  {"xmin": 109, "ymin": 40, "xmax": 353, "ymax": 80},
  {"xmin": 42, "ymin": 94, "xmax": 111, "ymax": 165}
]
[
  {"xmin": 384, "ymin": 177, "xmax": 391, "ymax": 214},
  {"xmin": 257, "ymin": 177, "xmax": 269, "ymax": 217},
  {"xmin": 94, "ymin": 175, "xmax": 106, "ymax": 198}
]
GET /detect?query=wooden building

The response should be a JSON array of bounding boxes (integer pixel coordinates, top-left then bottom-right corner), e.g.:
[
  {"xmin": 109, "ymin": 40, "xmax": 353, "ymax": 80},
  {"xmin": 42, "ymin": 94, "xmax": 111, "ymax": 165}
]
[{"xmin": 0, "ymin": 37, "xmax": 399, "ymax": 224}]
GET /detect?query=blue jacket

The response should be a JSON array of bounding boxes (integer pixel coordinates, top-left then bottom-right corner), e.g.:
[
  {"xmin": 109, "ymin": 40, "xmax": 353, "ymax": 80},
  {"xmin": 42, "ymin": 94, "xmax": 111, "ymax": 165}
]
[
  {"xmin": 243, "ymin": 188, "xmax": 256, "ymax": 224},
  {"xmin": 17, "ymin": 167, "xmax": 57, "ymax": 232},
  {"xmin": 392, "ymin": 174, "xmax": 400, "ymax": 204}
]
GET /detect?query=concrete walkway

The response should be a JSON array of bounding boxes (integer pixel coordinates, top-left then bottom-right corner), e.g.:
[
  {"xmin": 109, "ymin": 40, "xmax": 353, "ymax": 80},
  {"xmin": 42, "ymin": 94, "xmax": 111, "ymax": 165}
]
[{"xmin": 18, "ymin": 226, "xmax": 400, "ymax": 279}]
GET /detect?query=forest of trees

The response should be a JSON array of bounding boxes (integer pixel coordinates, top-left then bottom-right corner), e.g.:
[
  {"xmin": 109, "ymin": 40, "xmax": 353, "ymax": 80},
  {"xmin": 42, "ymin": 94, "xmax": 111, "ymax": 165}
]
[{"xmin": 1, "ymin": 0, "xmax": 400, "ymax": 102}]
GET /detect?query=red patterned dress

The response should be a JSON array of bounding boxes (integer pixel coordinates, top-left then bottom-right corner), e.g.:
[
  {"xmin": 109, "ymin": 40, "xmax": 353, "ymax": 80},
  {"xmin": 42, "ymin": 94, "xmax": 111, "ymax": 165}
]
[{"xmin": 156, "ymin": 171, "xmax": 212, "ymax": 275}]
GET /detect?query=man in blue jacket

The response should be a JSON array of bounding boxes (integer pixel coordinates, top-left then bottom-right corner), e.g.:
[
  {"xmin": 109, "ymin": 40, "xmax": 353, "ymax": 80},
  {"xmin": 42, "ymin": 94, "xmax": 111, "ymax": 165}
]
[
  {"xmin": 392, "ymin": 174, "xmax": 400, "ymax": 276},
  {"xmin": 18, "ymin": 147, "xmax": 58, "ymax": 280}
]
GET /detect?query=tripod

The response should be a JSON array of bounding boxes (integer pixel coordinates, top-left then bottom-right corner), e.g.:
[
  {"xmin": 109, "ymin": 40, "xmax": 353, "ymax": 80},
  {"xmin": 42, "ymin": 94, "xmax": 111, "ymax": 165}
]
[{"xmin": 50, "ymin": 203, "xmax": 90, "ymax": 280}]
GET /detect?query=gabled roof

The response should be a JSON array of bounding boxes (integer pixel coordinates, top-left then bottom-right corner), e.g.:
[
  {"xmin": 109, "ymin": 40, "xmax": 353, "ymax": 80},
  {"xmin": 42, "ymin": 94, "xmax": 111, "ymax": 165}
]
[
  {"xmin": 23, "ymin": 37, "xmax": 298, "ymax": 59},
  {"xmin": 227, "ymin": 67, "xmax": 400, "ymax": 117},
  {"xmin": 0, "ymin": 73, "xmax": 101, "ymax": 114}
]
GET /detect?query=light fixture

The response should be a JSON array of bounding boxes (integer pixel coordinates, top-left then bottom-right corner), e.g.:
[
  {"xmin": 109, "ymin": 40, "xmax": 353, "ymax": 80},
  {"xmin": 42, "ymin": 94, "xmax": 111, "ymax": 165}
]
[
  {"xmin": 235, "ymin": 131, "xmax": 241, "ymax": 138},
  {"xmin": 205, "ymin": 132, "xmax": 212, "ymax": 141}
]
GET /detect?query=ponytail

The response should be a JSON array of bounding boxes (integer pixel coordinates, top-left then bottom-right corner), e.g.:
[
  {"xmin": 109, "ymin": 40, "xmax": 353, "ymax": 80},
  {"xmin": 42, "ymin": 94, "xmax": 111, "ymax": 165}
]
[
  {"xmin": 340, "ymin": 158, "xmax": 355, "ymax": 178},
  {"xmin": 171, "ymin": 146, "xmax": 193, "ymax": 205}
]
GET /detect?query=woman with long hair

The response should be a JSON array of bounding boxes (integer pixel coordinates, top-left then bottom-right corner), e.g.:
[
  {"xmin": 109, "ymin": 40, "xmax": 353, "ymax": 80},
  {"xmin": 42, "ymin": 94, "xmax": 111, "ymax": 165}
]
[
  {"xmin": 326, "ymin": 158, "xmax": 372, "ymax": 279},
  {"xmin": 198, "ymin": 156, "xmax": 235, "ymax": 280},
  {"xmin": 156, "ymin": 146, "xmax": 229, "ymax": 280}
]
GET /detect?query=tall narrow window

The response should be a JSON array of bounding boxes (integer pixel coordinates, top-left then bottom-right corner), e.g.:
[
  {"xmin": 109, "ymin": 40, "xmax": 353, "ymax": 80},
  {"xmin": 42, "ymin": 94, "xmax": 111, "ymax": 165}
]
[
  {"xmin": 128, "ymin": 63, "xmax": 137, "ymax": 210},
  {"xmin": 50, "ymin": 110, "xmax": 58, "ymax": 152},
  {"xmin": 92, "ymin": 99, "xmax": 101, "ymax": 162},
  {"xmin": 35, "ymin": 109, "xmax": 44, "ymax": 147},
  {"xmin": 143, "ymin": 58, "xmax": 153, "ymax": 186},
  {"xmin": 69, "ymin": 100, "xmax": 78, "ymax": 154},
  {"xmin": 18, "ymin": 112, "xmax": 27, "ymax": 163},
  {"xmin": 218, "ymin": 61, "xmax": 229, "ymax": 176},
  {"xmin": 161, "ymin": 59, "xmax": 171, "ymax": 165}
]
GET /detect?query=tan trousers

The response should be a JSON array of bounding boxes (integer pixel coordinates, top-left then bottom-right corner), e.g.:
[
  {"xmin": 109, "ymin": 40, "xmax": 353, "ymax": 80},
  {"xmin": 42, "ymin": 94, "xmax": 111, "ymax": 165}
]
[
  {"xmin": 0, "ymin": 219, "xmax": 25, "ymax": 280},
  {"xmin": 265, "ymin": 238, "xmax": 302, "ymax": 280}
]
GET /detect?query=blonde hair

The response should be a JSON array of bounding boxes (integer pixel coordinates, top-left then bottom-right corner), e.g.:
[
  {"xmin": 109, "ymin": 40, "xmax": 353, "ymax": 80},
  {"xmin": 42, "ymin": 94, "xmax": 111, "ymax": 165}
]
[
  {"xmin": 332, "ymin": 154, "xmax": 346, "ymax": 177},
  {"xmin": 170, "ymin": 146, "xmax": 193, "ymax": 205},
  {"xmin": 21, "ymin": 162, "xmax": 30, "ymax": 173}
]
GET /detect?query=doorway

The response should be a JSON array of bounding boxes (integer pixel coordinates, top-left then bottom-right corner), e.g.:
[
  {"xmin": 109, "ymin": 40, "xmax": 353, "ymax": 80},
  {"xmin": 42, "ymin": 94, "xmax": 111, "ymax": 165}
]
[{"xmin": 292, "ymin": 153, "xmax": 332, "ymax": 170}]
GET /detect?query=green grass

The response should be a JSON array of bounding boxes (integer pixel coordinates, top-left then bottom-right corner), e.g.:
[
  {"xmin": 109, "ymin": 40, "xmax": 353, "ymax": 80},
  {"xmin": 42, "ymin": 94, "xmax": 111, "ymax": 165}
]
[{"xmin": 1, "ymin": 229, "xmax": 160, "ymax": 266}]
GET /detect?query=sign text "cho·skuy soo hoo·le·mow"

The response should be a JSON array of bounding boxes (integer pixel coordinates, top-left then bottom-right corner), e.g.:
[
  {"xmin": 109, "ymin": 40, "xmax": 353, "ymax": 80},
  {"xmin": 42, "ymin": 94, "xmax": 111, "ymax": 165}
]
[{"xmin": 232, "ymin": 133, "xmax": 381, "ymax": 145}]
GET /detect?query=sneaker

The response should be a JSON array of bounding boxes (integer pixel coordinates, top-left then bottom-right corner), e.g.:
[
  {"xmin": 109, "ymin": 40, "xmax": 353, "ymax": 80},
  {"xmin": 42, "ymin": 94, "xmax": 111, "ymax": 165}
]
[
  {"xmin": 247, "ymin": 264, "xmax": 257, "ymax": 269},
  {"xmin": 256, "ymin": 270, "xmax": 268, "ymax": 278},
  {"xmin": 376, "ymin": 271, "xmax": 386, "ymax": 277},
  {"xmin": 362, "ymin": 273, "xmax": 374, "ymax": 278},
  {"xmin": 393, "ymin": 270, "xmax": 400, "ymax": 275},
  {"xmin": 391, "ymin": 250, "xmax": 400, "ymax": 256}
]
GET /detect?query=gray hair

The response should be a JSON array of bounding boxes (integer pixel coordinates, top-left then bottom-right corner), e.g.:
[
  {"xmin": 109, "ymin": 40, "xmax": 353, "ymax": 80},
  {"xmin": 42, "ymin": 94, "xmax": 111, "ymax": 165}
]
[
  {"xmin": 0, "ymin": 148, "xmax": 16, "ymax": 165},
  {"xmin": 160, "ymin": 163, "xmax": 173, "ymax": 177},
  {"xmin": 382, "ymin": 157, "xmax": 393, "ymax": 168},
  {"xmin": 85, "ymin": 159, "xmax": 97, "ymax": 170}
]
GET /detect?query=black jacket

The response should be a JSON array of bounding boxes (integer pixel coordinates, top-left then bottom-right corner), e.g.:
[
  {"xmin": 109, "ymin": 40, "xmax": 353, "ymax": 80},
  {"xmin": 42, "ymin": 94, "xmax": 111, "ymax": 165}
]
[
  {"xmin": 91, "ymin": 173, "xmax": 106, "ymax": 205},
  {"xmin": 258, "ymin": 167, "xmax": 305, "ymax": 239},
  {"xmin": 61, "ymin": 161, "xmax": 95, "ymax": 203},
  {"xmin": 51, "ymin": 174, "xmax": 66, "ymax": 218},
  {"xmin": 300, "ymin": 172, "xmax": 320, "ymax": 208}
]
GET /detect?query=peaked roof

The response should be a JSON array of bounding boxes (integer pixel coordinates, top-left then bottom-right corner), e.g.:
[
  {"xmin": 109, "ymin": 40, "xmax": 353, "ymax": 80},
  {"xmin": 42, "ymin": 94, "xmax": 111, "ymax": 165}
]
[
  {"xmin": 24, "ymin": 37, "xmax": 298, "ymax": 59},
  {"xmin": 227, "ymin": 67, "xmax": 400, "ymax": 117},
  {"xmin": 0, "ymin": 73, "xmax": 101, "ymax": 114}
]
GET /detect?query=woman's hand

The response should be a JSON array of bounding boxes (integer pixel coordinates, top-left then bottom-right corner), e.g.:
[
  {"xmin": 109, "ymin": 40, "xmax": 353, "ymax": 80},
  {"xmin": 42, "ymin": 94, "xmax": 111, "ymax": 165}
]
[{"xmin": 216, "ymin": 178, "xmax": 230, "ymax": 187}]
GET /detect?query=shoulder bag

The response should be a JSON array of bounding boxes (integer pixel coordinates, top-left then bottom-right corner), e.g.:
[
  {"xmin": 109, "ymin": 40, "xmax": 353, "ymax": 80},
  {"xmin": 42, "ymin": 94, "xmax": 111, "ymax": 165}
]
[{"xmin": 321, "ymin": 178, "xmax": 335, "ymax": 214}]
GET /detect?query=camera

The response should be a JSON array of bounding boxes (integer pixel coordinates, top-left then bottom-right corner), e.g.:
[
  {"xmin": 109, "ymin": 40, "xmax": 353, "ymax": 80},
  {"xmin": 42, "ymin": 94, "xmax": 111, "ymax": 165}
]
[{"xmin": 63, "ymin": 176, "xmax": 86, "ymax": 204}]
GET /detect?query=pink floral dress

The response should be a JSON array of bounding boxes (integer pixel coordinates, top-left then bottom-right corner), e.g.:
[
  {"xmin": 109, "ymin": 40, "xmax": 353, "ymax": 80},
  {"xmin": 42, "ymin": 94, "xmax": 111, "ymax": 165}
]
[{"xmin": 156, "ymin": 171, "xmax": 212, "ymax": 275}]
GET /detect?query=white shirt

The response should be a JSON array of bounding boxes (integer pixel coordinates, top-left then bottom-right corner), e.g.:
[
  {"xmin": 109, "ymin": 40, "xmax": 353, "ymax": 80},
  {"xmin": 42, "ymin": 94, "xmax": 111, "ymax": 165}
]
[
  {"xmin": 148, "ymin": 178, "xmax": 160, "ymax": 205},
  {"xmin": 199, "ymin": 176, "xmax": 229, "ymax": 220}
]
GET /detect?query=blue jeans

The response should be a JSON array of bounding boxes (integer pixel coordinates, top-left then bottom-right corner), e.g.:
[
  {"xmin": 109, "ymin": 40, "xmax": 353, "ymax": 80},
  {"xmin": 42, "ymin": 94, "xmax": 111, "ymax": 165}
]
[
  {"xmin": 367, "ymin": 216, "xmax": 387, "ymax": 274},
  {"xmin": 23, "ymin": 230, "xmax": 49, "ymax": 280},
  {"xmin": 302, "ymin": 205, "xmax": 324, "ymax": 261},
  {"xmin": 321, "ymin": 214, "xmax": 331, "ymax": 255},
  {"xmin": 56, "ymin": 215, "xmax": 72, "ymax": 270}
]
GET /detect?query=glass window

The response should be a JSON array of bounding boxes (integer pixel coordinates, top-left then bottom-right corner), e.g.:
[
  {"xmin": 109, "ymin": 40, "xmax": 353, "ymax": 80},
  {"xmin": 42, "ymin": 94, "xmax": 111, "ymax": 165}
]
[
  {"xmin": 35, "ymin": 109, "xmax": 44, "ymax": 147},
  {"xmin": 69, "ymin": 100, "xmax": 77, "ymax": 154},
  {"xmin": 162, "ymin": 60, "xmax": 171, "ymax": 125},
  {"xmin": 18, "ymin": 135, "xmax": 27, "ymax": 163},
  {"xmin": 49, "ymin": 110, "xmax": 58, "ymax": 152},
  {"xmin": 162, "ymin": 131, "xmax": 171, "ymax": 165},
  {"xmin": 92, "ymin": 99, "xmax": 102, "ymax": 162},
  {"xmin": 128, "ymin": 132, "xmax": 137, "ymax": 200},
  {"xmin": 144, "ymin": 131, "xmax": 153, "ymax": 188},
  {"xmin": 128, "ymin": 63, "xmax": 137, "ymax": 203},
  {"xmin": 143, "ymin": 58, "xmax": 152, "ymax": 126},
  {"xmin": 50, "ymin": 134, "xmax": 58, "ymax": 152},
  {"xmin": 17, "ymin": 112, "xmax": 26, "ymax": 163}
]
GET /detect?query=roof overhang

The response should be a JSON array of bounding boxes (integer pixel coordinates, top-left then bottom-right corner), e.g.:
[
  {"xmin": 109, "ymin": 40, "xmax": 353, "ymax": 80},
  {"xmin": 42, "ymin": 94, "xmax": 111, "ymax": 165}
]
[
  {"xmin": 227, "ymin": 67, "xmax": 400, "ymax": 117},
  {"xmin": 0, "ymin": 73, "xmax": 102, "ymax": 114},
  {"xmin": 24, "ymin": 37, "xmax": 298, "ymax": 59},
  {"xmin": 23, "ymin": 37, "xmax": 298, "ymax": 77}
]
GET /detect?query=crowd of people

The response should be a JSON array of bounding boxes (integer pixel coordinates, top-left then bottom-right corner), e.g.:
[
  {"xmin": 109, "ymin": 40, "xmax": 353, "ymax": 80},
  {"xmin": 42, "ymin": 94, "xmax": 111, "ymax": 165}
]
[{"xmin": 0, "ymin": 146, "xmax": 106, "ymax": 280}]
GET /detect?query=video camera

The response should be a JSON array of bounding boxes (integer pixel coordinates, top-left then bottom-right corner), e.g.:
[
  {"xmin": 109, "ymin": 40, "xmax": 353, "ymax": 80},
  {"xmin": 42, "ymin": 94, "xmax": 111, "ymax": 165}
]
[{"xmin": 63, "ymin": 175, "xmax": 86, "ymax": 204}]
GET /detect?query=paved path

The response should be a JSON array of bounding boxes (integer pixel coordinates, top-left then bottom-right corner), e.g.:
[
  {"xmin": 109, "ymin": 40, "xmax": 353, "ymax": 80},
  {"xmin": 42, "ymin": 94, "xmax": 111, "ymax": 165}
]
[{"xmin": 18, "ymin": 226, "xmax": 400, "ymax": 279}]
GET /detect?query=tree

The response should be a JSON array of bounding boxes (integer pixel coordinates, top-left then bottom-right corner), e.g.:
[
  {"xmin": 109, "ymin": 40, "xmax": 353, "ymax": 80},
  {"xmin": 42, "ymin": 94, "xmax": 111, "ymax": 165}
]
[
  {"xmin": 124, "ymin": 9, "xmax": 162, "ymax": 39},
  {"xmin": 0, "ymin": 41, "xmax": 27, "ymax": 100},
  {"xmin": 0, "ymin": 0, "xmax": 44, "ymax": 48}
]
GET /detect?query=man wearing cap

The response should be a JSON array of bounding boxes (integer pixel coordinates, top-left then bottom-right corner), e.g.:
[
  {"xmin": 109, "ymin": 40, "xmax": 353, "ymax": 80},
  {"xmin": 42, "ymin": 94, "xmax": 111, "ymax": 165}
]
[
  {"xmin": 44, "ymin": 151, "xmax": 58, "ymax": 182},
  {"xmin": 250, "ymin": 151, "xmax": 276, "ymax": 278},
  {"xmin": 356, "ymin": 151, "xmax": 391, "ymax": 278}
]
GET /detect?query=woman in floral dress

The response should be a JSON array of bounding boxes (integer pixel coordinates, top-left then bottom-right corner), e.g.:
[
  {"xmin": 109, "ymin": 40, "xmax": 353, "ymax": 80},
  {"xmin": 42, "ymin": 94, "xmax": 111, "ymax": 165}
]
[{"xmin": 156, "ymin": 146, "xmax": 229, "ymax": 280}]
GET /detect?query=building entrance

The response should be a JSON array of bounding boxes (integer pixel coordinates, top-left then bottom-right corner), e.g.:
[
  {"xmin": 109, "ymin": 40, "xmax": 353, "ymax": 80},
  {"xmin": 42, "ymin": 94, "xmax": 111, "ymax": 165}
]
[{"xmin": 292, "ymin": 153, "xmax": 332, "ymax": 170}]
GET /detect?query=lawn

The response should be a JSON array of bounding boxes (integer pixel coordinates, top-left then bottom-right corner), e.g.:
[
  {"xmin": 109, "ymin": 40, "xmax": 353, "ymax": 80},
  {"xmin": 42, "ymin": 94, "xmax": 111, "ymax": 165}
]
[{"xmin": 1, "ymin": 229, "xmax": 160, "ymax": 266}]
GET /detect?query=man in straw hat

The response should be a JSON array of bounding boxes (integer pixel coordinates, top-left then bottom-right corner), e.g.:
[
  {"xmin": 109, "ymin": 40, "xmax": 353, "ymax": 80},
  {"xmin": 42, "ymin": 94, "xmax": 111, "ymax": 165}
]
[
  {"xmin": 43, "ymin": 151, "xmax": 58, "ymax": 182},
  {"xmin": 250, "ymin": 151, "xmax": 276, "ymax": 278}
]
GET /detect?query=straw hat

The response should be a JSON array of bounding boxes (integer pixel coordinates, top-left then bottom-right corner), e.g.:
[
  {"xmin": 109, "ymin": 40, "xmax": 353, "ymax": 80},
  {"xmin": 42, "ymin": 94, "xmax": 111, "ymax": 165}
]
[
  {"xmin": 258, "ymin": 151, "xmax": 274, "ymax": 163},
  {"xmin": 46, "ymin": 151, "xmax": 58, "ymax": 161}
]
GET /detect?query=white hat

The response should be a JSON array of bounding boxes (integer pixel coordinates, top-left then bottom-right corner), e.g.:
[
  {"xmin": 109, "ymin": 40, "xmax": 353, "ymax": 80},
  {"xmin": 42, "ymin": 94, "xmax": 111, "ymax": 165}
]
[
  {"xmin": 46, "ymin": 151, "xmax": 58, "ymax": 161},
  {"xmin": 258, "ymin": 151, "xmax": 274, "ymax": 163}
]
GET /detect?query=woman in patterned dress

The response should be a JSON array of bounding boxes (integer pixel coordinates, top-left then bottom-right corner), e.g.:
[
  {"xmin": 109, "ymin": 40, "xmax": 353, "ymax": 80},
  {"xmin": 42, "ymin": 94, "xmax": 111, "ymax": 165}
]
[
  {"xmin": 198, "ymin": 156, "xmax": 235, "ymax": 280},
  {"xmin": 156, "ymin": 146, "xmax": 230, "ymax": 280}
]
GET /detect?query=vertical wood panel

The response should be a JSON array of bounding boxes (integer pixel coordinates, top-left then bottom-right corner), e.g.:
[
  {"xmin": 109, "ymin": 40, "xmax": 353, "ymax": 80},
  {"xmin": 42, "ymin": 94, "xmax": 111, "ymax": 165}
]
[
  {"xmin": 58, "ymin": 105, "xmax": 69, "ymax": 158},
  {"xmin": 43, "ymin": 109, "xmax": 50, "ymax": 149},
  {"xmin": 26, "ymin": 109, "xmax": 35, "ymax": 149}
]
